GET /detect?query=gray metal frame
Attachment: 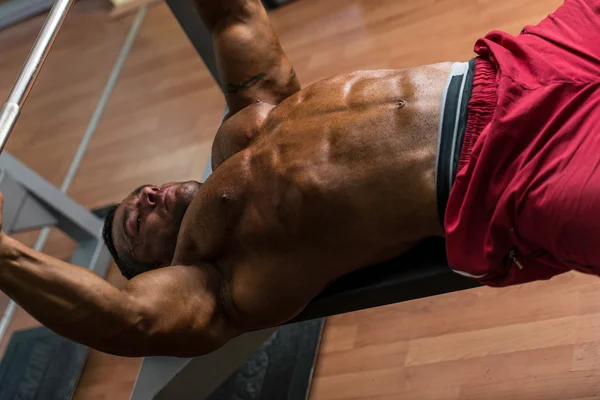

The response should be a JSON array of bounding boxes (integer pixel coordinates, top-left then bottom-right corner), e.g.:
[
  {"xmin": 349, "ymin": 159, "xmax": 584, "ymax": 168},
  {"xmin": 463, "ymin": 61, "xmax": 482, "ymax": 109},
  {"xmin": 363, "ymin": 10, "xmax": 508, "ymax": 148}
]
[
  {"xmin": 132, "ymin": 328, "xmax": 278, "ymax": 400},
  {"xmin": 0, "ymin": 153, "xmax": 112, "ymax": 274}
]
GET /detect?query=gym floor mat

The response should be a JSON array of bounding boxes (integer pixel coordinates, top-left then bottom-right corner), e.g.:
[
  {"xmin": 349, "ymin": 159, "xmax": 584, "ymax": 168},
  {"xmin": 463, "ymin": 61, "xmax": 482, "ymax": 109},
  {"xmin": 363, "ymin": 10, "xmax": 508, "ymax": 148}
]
[
  {"xmin": 208, "ymin": 319, "xmax": 324, "ymax": 400},
  {"xmin": 0, "ymin": 327, "xmax": 87, "ymax": 400}
]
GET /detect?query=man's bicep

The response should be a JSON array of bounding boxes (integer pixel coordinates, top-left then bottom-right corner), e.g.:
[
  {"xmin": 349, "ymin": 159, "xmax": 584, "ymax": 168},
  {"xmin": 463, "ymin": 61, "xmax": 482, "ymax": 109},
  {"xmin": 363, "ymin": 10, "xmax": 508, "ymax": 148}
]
[
  {"xmin": 213, "ymin": 11, "xmax": 300, "ymax": 113},
  {"xmin": 124, "ymin": 265, "xmax": 239, "ymax": 357}
]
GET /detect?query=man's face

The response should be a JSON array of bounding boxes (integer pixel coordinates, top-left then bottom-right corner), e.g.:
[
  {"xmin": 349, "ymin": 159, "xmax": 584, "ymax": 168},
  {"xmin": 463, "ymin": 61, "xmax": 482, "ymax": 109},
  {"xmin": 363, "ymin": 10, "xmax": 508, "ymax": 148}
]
[{"xmin": 112, "ymin": 181, "xmax": 201, "ymax": 272}]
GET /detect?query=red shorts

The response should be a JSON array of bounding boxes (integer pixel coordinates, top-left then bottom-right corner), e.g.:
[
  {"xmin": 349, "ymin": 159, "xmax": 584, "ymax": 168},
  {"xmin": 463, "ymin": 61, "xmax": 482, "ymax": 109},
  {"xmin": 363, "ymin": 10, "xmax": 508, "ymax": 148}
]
[{"xmin": 445, "ymin": 0, "xmax": 600, "ymax": 287}]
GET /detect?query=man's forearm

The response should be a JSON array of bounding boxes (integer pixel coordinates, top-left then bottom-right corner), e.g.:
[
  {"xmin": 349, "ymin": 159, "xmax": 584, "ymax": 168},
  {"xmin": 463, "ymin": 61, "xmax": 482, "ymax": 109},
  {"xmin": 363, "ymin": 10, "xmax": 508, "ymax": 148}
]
[
  {"xmin": 0, "ymin": 234, "xmax": 147, "ymax": 356},
  {"xmin": 0, "ymin": 234, "xmax": 236, "ymax": 357},
  {"xmin": 193, "ymin": 0, "xmax": 300, "ymax": 114}
]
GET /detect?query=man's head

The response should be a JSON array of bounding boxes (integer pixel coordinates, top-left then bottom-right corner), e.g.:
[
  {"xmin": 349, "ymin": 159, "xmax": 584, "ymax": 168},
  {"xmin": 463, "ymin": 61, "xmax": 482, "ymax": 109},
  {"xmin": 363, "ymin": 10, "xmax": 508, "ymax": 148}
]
[{"xmin": 102, "ymin": 181, "xmax": 202, "ymax": 279}]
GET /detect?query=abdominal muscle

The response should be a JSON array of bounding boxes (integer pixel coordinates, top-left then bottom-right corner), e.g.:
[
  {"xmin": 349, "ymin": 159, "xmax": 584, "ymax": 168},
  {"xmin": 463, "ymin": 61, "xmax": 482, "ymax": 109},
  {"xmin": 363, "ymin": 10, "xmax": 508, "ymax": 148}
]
[{"xmin": 253, "ymin": 64, "xmax": 450, "ymax": 267}]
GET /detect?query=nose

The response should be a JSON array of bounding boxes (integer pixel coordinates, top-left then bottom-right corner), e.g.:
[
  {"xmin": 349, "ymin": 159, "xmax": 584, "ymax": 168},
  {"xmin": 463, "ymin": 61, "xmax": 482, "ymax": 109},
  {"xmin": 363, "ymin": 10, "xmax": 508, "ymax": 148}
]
[{"xmin": 141, "ymin": 186, "xmax": 160, "ymax": 209}]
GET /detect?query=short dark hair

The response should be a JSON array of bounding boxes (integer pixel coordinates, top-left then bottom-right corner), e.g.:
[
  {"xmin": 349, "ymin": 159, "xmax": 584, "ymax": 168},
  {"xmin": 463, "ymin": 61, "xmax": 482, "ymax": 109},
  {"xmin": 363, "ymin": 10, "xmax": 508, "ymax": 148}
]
[{"xmin": 101, "ymin": 205, "xmax": 138, "ymax": 280}]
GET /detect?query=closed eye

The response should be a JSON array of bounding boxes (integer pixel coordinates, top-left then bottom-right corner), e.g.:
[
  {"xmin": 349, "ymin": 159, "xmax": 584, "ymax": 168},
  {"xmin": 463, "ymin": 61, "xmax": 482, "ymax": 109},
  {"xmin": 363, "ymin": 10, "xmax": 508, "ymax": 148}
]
[{"xmin": 136, "ymin": 214, "xmax": 142, "ymax": 234}]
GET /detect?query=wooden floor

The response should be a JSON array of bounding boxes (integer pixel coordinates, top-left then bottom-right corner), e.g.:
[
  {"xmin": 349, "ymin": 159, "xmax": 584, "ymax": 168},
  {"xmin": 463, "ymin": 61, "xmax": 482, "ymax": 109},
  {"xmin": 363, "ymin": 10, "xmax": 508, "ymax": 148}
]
[{"xmin": 2, "ymin": 0, "xmax": 597, "ymax": 399}]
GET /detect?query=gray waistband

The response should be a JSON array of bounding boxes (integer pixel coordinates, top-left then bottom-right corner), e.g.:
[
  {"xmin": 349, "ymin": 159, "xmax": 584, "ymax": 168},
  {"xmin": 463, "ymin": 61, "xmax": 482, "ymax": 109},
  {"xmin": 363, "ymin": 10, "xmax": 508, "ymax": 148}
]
[
  {"xmin": 435, "ymin": 59, "xmax": 475, "ymax": 227},
  {"xmin": 435, "ymin": 61, "xmax": 471, "ymax": 190}
]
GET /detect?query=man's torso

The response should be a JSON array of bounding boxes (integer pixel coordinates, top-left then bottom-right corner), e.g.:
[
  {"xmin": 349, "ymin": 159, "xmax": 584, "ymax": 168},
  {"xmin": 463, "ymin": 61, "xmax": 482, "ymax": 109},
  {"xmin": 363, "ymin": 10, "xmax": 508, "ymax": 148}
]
[{"xmin": 173, "ymin": 63, "xmax": 451, "ymax": 328}]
